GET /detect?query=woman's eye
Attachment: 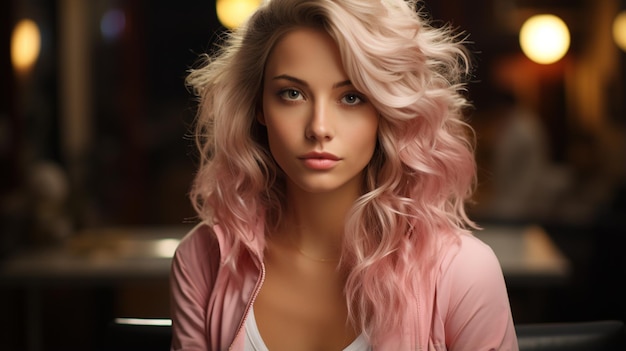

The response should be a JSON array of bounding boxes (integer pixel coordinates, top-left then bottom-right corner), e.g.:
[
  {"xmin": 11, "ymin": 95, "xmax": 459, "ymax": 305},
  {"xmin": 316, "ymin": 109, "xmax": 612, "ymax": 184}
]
[
  {"xmin": 341, "ymin": 93, "xmax": 364, "ymax": 105},
  {"xmin": 279, "ymin": 89, "xmax": 303, "ymax": 101}
]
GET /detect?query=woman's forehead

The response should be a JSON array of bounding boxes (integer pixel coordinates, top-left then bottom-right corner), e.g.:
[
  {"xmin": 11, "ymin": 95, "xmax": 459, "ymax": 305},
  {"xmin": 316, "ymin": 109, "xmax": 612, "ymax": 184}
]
[{"xmin": 264, "ymin": 28, "xmax": 348, "ymax": 82}]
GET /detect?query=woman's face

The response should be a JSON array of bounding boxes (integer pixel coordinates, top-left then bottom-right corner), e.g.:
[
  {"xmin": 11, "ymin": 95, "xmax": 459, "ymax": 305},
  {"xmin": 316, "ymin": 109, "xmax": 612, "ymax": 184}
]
[{"xmin": 259, "ymin": 27, "xmax": 379, "ymax": 196}]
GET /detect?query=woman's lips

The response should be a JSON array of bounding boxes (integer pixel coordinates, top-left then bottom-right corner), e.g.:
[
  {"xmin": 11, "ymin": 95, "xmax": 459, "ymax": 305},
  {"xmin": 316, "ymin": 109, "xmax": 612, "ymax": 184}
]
[{"xmin": 299, "ymin": 152, "xmax": 341, "ymax": 170}]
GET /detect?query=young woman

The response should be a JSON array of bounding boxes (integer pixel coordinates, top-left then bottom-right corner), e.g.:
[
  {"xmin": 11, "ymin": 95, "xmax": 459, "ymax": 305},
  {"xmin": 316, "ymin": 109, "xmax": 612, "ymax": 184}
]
[{"xmin": 170, "ymin": 0, "xmax": 518, "ymax": 350}]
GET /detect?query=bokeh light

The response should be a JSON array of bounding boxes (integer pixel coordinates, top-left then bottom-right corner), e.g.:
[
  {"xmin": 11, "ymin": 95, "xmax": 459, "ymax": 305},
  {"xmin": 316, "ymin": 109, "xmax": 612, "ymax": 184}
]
[
  {"xmin": 11, "ymin": 19, "xmax": 41, "ymax": 73},
  {"xmin": 613, "ymin": 11, "xmax": 626, "ymax": 52},
  {"xmin": 101, "ymin": 9, "xmax": 126, "ymax": 41},
  {"xmin": 216, "ymin": 0, "xmax": 262, "ymax": 29},
  {"xmin": 520, "ymin": 14, "xmax": 570, "ymax": 64}
]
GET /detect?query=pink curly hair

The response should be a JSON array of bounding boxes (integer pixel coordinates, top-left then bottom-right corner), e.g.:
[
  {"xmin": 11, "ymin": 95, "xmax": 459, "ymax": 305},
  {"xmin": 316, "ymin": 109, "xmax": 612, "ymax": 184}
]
[{"xmin": 186, "ymin": 0, "xmax": 476, "ymax": 344}]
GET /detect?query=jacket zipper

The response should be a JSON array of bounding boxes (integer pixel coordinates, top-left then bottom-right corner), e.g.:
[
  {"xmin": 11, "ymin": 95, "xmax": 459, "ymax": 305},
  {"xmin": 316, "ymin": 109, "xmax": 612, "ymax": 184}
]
[{"xmin": 228, "ymin": 259, "xmax": 266, "ymax": 350}]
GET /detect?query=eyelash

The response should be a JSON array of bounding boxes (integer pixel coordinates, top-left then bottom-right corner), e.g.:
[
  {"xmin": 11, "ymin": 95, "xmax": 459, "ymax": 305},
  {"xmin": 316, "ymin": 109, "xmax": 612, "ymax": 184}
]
[{"xmin": 277, "ymin": 89, "xmax": 367, "ymax": 106}]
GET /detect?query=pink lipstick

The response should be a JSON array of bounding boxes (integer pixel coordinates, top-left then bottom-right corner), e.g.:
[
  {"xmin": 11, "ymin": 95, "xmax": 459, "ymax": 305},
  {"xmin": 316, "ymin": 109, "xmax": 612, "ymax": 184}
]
[{"xmin": 299, "ymin": 152, "xmax": 341, "ymax": 170}]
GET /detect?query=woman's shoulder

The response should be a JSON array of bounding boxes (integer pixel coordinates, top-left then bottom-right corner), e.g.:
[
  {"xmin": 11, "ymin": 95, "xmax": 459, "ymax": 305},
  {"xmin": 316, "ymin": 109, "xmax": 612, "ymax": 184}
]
[
  {"xmin": 437, "ymin": 231, "xmax": 504, "ymax": 288},
  {"xmin": 174, "ymin": 222, "xmax": 222, "ymax": 265},
  {"xmin": 171, "ymin": 222, "xmax": 225, "ymax": 287},
  {"xmin": 178, "ymin": 221, "xmax": 219, "ymax": 248},
  {"xmin": 440, "ymin": 233, "xmax": 501, "ymax": 282},
  {"xmin": 454, "ymin": 232, "xmax": 497, "ymax": 263}
]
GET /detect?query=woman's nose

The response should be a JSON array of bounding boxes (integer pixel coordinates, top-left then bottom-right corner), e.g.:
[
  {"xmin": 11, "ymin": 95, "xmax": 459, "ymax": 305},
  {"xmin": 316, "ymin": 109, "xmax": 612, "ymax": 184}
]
[{"xmin": 305, "ymin": 101, "xmax": 334, "ymax": 141}]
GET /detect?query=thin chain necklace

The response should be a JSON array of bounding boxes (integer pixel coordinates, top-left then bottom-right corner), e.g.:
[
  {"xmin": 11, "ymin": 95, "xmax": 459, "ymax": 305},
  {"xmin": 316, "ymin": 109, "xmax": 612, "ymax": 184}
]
[
  {"xmin": 293, "ymin": 245, "xmax": 341, "ymax": 263},
  {"xmin": 287, "ymin": 236, "xmax": 341, "ymax": 263}
]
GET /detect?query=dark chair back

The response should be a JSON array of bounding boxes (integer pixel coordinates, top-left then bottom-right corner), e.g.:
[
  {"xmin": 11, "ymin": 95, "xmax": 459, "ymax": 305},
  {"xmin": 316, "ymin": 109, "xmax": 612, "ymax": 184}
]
[
  {"xmin": 516, "ymin": 320, "xmax": 625, "ymax": 351},
  {"xmin": 101, "ymin": 318, "xmax": 172, "ymax": 351}
]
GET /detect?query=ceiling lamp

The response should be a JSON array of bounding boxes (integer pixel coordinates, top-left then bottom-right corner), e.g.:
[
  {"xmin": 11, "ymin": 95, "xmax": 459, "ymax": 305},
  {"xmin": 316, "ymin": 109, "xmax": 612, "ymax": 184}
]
[
  {"xmin": 519, "ymin": 14, "xmax": 571, "ymax": 64},
  {"xmin": 216, "ymin": 0, "xmax": 262, "ymax": 29}
]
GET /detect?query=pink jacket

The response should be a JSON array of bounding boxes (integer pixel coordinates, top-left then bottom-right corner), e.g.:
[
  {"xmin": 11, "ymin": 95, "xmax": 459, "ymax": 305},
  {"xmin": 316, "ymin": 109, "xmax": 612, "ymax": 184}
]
[{"xmin": 170, "ymin": 222, "xmax": 519, "ymax": 351}]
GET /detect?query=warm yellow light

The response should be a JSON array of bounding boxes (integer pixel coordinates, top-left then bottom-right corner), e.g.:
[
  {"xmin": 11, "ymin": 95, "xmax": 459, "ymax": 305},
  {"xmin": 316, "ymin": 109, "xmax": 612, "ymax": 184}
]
[
  {"xmin": 613, "ymin": 11, "xmax": 626, "ymax": 52},
  {"xmin": 520, "ymin": 14, "xmax": 570, "ymax": 64},
  {"xmin": 216, "ymin": 0, "xmax": 262, "ymax": 29},
  {"xmin": 11, "ymin": 19, "xmax": 41, "ymax": 73}
]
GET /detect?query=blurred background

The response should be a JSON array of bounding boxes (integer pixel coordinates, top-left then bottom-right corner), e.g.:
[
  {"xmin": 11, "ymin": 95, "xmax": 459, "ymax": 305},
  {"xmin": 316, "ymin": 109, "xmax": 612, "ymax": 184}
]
[{"xmin": 0, "ymin": 0, "xmax": 625, "ymax": 350}]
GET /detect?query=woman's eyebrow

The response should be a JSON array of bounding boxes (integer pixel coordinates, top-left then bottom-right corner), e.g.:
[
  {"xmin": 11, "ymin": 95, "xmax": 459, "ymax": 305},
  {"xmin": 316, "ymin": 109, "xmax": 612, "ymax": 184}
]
[
  {"xmin": 332, "ymin": 80, "xmax": 353, "ymax": 88},
  {"xmin": 272, "ymin": 74, "xmax": 307, "ymax": 86},
  {"xmin": 271, "ymin": 74, "xmax": 353, "ymax": 89}
]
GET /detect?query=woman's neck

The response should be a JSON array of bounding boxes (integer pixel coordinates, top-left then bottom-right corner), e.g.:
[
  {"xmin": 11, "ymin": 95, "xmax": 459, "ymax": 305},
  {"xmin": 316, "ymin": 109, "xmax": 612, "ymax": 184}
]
[{"xmin": 278, "ymin": 182, "xmax": 360, "ymax": 261}]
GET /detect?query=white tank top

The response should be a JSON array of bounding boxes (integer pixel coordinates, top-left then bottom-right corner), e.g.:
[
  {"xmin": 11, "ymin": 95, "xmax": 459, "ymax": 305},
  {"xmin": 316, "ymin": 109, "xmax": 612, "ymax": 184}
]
[{"xmin": 244, "ymin": 307, "xmax": 372, "ymax": 351}]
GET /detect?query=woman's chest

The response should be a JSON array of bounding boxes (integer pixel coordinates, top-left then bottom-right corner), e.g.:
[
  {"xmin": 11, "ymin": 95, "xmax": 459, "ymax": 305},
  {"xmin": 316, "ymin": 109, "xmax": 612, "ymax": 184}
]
[{"xmin": 251, "ymin": 256, "xmax": 357, "ymax": 351}]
